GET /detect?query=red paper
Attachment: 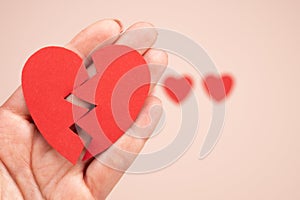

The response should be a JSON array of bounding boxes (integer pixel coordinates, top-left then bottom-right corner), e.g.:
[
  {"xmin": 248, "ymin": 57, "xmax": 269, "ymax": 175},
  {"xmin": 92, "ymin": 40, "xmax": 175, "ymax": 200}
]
[
  {"xmin": 22, "ymin": 45, "xmax": 150, "ymax": 163},
  {"xmin": 22, "ymin": 47, "xmax": 88, "ymax": 164},
  {"xmin": 73, "ymin": 45, "xmax": 150, "ymax": 160}
]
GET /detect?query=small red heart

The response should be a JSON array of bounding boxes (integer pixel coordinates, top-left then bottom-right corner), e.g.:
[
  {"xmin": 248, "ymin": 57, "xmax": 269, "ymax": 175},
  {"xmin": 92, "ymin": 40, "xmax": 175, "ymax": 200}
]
[
  {"xmin": 164, "ymin": 75, "xmax": 193, "ymax": 104},
  {"xmin": 203, "ymin": 74, "xmax": 234, "ymax": 102},
  {"xmin": 22, "ymin": 45, "xmax": 150, "ymax": 164}
]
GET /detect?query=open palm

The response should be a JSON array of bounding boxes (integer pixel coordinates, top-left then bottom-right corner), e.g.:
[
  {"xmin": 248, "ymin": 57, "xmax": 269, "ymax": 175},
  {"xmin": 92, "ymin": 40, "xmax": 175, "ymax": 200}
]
[{"xmin": 0, "ymin": 19, "xmax": 167, "ymax": 200}]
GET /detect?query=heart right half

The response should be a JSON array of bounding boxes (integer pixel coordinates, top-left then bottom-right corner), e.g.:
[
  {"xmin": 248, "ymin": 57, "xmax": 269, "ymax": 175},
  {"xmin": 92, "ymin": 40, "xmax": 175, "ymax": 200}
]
[{"xmin": 203, "ymin": 74, "xmax": 234, "ymax": 102}]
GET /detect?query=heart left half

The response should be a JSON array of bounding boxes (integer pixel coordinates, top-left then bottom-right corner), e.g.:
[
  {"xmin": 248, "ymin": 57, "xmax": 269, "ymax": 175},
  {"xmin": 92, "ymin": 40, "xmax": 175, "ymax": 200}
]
[
  {"xmin": 22, "ymin": 46, "xmax": 150, "ymax": 164},
  {"xmin": 22, "ymin": 47, "xmax": 89, "ymax": 164}
]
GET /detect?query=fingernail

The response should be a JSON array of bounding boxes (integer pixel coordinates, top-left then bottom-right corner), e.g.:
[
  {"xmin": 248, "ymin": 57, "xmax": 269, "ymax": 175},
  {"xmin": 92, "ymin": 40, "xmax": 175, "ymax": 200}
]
[{"xmin": 113, "ymin": 19, "xmax": 124, "ymax": 31}]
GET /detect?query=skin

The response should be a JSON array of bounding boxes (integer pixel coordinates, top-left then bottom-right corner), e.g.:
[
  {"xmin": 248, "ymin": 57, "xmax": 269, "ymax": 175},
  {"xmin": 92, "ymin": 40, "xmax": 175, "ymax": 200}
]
[{"xmin": 0, "ymin": 19, "xmax": 168, "ymax": 200}]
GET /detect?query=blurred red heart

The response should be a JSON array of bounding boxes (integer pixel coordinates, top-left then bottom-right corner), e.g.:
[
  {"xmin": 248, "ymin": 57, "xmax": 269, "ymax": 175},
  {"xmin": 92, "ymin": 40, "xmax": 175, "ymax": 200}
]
[
  {"xmin": 203, "ymin": 74, "xmax": 234, "ymax": 102},
  {"xmin": 164, "ymin": 75, "xmax": 193, "ymax": 103}
]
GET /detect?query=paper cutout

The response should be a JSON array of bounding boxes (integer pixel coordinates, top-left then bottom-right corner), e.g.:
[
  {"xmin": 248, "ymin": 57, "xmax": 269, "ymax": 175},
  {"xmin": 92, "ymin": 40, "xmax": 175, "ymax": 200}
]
[
  {"xmin": 73, "ymin": 45, "xmax": 150, "ymax": 160},
  {"xmin": 203, "ymin": 74, "xmax": 234, "ymax": 102},
  {"xmin": 164, "ymin": 75, "xmax": 193, "ymax": 104},
  {"xmin": 22, "ymin": 45, "xmax": 150, "ymax": 164},
  {"xmin": 22, "ymin": 47, "xmax": 88, "ymax": 164}
]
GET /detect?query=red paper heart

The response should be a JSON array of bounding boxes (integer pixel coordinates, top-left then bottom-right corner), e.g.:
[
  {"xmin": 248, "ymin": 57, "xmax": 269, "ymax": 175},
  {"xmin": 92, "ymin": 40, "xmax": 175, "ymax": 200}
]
[
  {"xmin": 203, "ymin": 74, "xmax": 234, "ymax": 102},
  {"xmin": 73, "ymin": 45, "xmax": 150, "ymax": 160},
  {"xmin": 22, "ymin": 47, "xmax": 88, "ymax": 164},
  {"xmin": 22, "ymin": 45, "xmax": 150, "ymax": 164},
  {"xmin": 164, "ymin": 75, "xmax": 193, "ymax": 103}
]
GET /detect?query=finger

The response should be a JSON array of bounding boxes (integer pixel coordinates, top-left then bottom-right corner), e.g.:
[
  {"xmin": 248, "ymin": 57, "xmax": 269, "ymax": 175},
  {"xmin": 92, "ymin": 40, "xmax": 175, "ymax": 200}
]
[
  {"xmin": 84, "ymin": 96, "xmax": 163, "ymax": 199},
  {"xmin": 1, "ymin": 19, "xmax": 123, "ymax": 117},
  {"xmin": 143, "ymin": 49, "xmax": 168, "ymax": 92},
  {"xmin": 66, "ymin": 19, "xmax": 123, "ymax": 58},
  {"xmin": 115, "ymin": 22, "xmax": 157, "ymax": 55}
]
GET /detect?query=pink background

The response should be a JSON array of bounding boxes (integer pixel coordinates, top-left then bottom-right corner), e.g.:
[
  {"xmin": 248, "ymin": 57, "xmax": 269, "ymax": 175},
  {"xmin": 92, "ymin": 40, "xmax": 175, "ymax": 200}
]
[{"xmin": 1, "ymin": 0, "xmax": 300, "ymax": 199}]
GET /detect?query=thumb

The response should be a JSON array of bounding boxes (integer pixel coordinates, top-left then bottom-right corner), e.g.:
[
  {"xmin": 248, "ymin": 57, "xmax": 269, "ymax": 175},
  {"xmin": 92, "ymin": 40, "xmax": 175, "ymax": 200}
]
[{"xmin": 1, "ymin": 86, "xmax": 30, "ymax": 118}]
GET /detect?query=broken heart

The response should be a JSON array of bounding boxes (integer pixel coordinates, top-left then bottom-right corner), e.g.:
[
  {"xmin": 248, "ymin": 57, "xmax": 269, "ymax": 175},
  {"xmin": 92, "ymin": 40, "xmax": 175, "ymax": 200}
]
[{"xmin": 22, "ymin": 45, "xmax": 150, "ymax": 164}]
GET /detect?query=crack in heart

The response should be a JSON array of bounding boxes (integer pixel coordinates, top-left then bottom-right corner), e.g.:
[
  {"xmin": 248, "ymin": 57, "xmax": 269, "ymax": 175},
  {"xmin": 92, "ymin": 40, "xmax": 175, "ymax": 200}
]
[{"xmin": 22, "ymin": 45, "xmax": 151, "ymax": 164}]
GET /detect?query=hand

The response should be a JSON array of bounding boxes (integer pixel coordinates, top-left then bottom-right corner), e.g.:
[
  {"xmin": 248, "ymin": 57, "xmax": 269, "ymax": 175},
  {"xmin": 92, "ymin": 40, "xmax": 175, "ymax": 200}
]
[{"xmin": 0, "ymin": 19, "xmax": 167, "ymax": 200}]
